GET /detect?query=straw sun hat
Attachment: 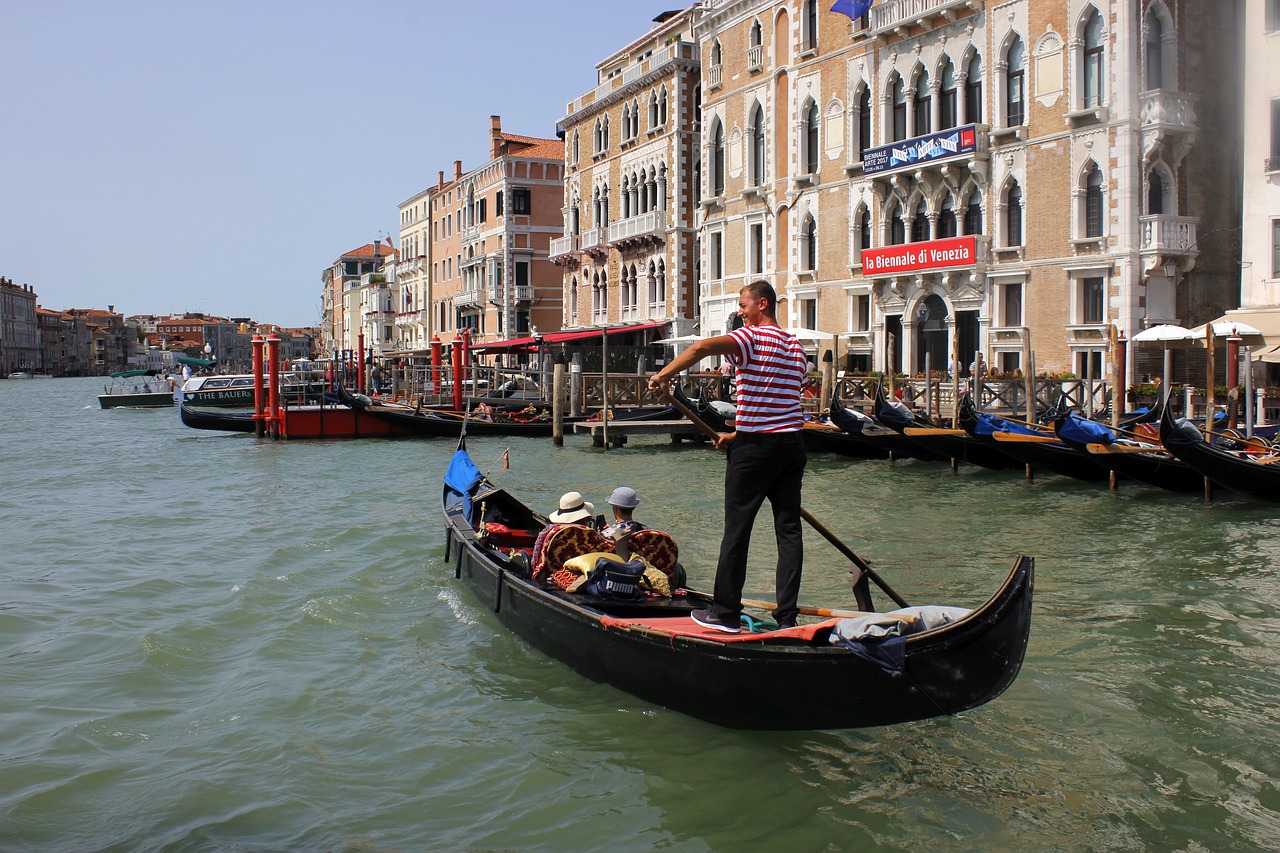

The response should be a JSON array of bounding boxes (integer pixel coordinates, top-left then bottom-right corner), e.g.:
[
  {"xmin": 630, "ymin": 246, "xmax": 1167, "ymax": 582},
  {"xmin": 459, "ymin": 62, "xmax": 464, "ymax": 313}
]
[{"xmin": 549, "ymin": 491, "xmax": 595, "ymax": 524}]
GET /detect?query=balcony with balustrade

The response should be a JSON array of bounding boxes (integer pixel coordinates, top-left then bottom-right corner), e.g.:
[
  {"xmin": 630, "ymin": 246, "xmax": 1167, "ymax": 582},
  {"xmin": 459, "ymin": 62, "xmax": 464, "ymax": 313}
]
[
  {"xmin": 454, "ymin": 290, "xmax": 483, "ymax": 310},
  {"xmin": 562, "ymin": 41, "xmax": 700, "ymax": 122},
  {"xmin": 394, "ymin": 309, "xmax": 428, "ymax": 329},
  {"xmin": 549, "ymin": 234, "xmax": 580, "ymax": 263},
  {"xmin": 608, "ymin": 210, "xmax": 665, "ymax": 248},
  {"xmin": 1139, "ymin": 90, "xmax": 1198, "ymax": 160},
  {"xmin": 581, "ymin": 226, "xmax": 609, "ymax": 257},
  {"xmin": 1139, "ymin": 215, "xmax": 1198, "ymax": 275},
  {"xmin": 867, "ymin": 0, "xmax": 981, "ymax": 38}
]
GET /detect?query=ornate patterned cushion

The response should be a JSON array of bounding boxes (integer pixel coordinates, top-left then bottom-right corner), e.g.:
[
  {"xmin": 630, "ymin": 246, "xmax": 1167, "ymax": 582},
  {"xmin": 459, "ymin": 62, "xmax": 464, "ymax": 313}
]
[
  {"xmin": 625, "ymin": 529, "xmax": 679, "ymax": 579},
  {"xmin": 532, "ymin": 524, "xmax": 613, "ymax": 579}
]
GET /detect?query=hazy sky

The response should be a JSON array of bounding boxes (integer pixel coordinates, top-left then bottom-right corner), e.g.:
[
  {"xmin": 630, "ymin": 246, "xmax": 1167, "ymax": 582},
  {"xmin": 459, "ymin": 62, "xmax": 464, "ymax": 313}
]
[{"xmin": 1, "ymin": 0, "xmax": 683, "ymax": 327}]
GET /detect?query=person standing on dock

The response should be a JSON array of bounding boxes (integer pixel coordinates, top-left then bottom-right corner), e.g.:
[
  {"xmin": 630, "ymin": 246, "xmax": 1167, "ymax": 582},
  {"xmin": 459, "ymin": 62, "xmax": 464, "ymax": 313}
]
[{"xmin": 648, "ymin": 281, "xmax": 808, "ymax": 633}]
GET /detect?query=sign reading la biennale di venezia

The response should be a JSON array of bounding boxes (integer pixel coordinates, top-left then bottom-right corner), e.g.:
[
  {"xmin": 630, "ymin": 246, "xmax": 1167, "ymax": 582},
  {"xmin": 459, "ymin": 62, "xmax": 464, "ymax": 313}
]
[{"xmin": 862, "ymin": 236, "xmax": 978, "ymax": 275}]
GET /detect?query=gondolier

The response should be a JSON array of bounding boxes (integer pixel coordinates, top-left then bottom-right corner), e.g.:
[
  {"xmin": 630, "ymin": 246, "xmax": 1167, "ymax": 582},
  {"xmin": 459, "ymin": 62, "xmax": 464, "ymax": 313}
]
[{"xmin": 649, "ymin": 280, "xmax": 809, "ymax": 632}]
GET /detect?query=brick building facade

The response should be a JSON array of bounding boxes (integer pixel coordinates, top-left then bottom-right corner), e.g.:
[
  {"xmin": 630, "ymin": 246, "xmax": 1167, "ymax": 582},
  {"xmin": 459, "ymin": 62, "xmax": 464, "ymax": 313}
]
[{"xmin": 693, "ymin": 0, "xmax": 1239, "ymax": 384}]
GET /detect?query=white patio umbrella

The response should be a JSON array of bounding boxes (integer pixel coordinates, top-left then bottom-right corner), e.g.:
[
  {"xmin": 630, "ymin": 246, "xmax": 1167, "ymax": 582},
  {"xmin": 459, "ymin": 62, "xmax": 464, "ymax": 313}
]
[
  {"xmin": 652, "ymin": 333, "xmax": 706, "ymax": 346},
  {"xmin": 781, "ymin": 327, "xmax": 833, "ymax": 342},
  {"xmin": 1189, "ymin": 320, "xmax": 1266, "ymax": 346},
  {"xmin": 1130, "ymin": 324, "xmax": 1198, "ymax": 394}
]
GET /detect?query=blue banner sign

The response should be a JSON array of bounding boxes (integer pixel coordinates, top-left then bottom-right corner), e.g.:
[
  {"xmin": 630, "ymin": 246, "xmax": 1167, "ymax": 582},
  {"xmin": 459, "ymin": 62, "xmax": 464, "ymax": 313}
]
[{"xmin": 862, "ymin": 125, "xmax": 978, "ymax": 176}]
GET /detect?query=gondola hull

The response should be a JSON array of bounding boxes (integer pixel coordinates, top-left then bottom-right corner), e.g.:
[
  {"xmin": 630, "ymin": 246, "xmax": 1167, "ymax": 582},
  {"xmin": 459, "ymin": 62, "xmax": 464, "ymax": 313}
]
[
  {"xmin": 443, "ymin": 463, "xmax": 1034, "ymax": 730},
  {"xmin": 983, "ymin": 437, "xmax": 1111, "ymax": 481},
  {"xmin": 1160, "ymin": 404, "xmax": 1280, "ymax": 501},
  {"xmin": 1085, "ymin": 446, "xmax": 1206, "ymax": 492},
  {"xmin": 800, "ymin": 423, "xmax": 891, "ymax": 459}
]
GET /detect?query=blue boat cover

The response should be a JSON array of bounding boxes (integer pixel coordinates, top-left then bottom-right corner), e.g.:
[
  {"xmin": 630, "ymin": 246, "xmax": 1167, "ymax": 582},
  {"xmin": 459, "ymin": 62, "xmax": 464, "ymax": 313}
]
[
  {"xmin": 973, "ymin": 413, "xmax": 1042, "ymax": 437},
  {"xmin": 1057, "ymin": 414, "xmax": 1115, "ymax": 446},
  {"xmin": 444, "ymin": 449, "xmax": 484, "ymax": 524},
  {"xmin": 1163, "ymin": 417, "xmax": 1205, "ymax": 448},
  {"xmin": 831, "ymin": 406, "xmax": 873, "ymax": 434},
  {"xmin": 877, "ymin": 398, "xmax": 915, "ymax": 429}
]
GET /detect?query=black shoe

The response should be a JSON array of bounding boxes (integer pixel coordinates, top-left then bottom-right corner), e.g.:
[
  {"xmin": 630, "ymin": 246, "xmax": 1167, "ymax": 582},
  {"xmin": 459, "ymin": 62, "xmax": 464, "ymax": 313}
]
[
  {"xmin": 775, "ymin": 616, "xmax": 797, "ymax": 630},
  {"xmin": 691, "ymin": 607, "xmax": 741, "ymax": 634}
]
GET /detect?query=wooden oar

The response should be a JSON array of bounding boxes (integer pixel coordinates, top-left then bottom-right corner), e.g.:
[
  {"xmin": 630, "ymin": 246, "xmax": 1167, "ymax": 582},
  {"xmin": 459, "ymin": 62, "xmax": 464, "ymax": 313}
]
[
  {"xmin": 903, "ymin": 426, "xmax": 966, "ymax": 436},
  {"xmin": 991, "ymin": 432, "xmax": 1062, "ymax": 443},
  {"xmin": 741, "ymin": 597, "xmax": 917, "ymax": 623},
  {"xmin": 1086, "ymin": 442, "xmax": 1164, "ymax": 454},
  {"xmin": 686, "ymin": 588, "xmax": 918, "ymax": 623},
  {"xmin": 664, "ymin": 388, "xmax": 910, "ymax": 609}
]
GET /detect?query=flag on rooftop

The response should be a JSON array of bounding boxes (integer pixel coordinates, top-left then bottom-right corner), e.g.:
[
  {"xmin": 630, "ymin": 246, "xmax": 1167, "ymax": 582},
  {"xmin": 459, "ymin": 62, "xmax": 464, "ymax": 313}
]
[{"xmin": 830, "ymin": 0, "xmax": 874, "ymax": 19}]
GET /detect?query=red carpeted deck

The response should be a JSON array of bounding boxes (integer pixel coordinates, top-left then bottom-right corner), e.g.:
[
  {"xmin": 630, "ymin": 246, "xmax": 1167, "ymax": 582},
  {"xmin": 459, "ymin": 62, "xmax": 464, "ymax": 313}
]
[{"xmin": 598, "ymin": 614, "xmax": 841, "ymax": 643}]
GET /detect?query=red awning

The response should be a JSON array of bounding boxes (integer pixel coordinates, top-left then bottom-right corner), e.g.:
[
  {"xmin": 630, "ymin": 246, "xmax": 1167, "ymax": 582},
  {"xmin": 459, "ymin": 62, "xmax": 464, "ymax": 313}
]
[
  {"xmin": 542, "ymin": 322, "xmax": 667, "ymax": 344},
  {"xmin": 470, "ymin": 336, "xmax": 539, "ymax": 352}
]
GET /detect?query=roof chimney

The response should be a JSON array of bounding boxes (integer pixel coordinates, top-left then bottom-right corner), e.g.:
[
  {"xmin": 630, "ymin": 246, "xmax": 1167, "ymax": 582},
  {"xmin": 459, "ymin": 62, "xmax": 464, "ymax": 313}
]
[
  {"xmin": 453, "ymin": 159, "xmax": 463, "ymax": 180},
  {"xmin": 438, "ymin": 170, "xmax": 445, "ymax": 188},
  {"xmin": 108, "ymin": 305, "xmax": 114, "ymax": 313},
  {"xmin": 490, "ymin": 115, "xmax": 503, "ymax": 160}
]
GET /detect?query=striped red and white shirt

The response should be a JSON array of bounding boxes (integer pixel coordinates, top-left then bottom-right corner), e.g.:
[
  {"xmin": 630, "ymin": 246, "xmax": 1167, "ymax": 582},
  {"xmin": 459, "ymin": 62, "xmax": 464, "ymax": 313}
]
[{"xmin": 726, "ymin": 325, "xmax": 808, "ymax": 433}]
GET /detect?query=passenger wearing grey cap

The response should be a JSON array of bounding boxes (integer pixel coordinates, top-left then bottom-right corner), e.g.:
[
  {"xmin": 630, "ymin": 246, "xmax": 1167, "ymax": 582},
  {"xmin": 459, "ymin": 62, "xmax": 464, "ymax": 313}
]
[{"xmin": 601, "ymin": 486, "xmax": 646, "ymax": 541}]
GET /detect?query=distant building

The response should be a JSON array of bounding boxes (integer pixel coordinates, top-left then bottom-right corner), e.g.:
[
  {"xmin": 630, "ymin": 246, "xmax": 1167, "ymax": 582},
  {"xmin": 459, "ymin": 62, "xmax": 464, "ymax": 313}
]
[
  {"xmin": 321, "ymin": 242, "xmax": 393, "ymax": 357},
  {"xmin": 421, "ymin": 116, "xmax": 566, "ymax": 349},
  {"xmin": 65, "ymin": 307, "xmax": 129, "ymax": 375},
  {"xmin": 0, "ymin": 277, "xmax": 39, "ymax": 374}
]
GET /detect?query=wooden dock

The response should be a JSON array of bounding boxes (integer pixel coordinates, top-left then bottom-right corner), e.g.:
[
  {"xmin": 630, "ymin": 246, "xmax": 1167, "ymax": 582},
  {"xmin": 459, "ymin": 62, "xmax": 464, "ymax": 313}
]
[{"xmin": 572, "ymin": 418, "xmax": 709, "ymax": 448}]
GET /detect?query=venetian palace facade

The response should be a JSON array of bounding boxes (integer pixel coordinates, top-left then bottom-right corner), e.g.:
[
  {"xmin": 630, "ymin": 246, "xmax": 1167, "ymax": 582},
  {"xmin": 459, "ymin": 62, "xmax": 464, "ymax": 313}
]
[
  {"xmin": 551, "ymin": 8, "xmax": 703, "ymax": 337},
  {"xmin": 689, "ymin": 0, "xmax": 1237, "ymax": 381}
]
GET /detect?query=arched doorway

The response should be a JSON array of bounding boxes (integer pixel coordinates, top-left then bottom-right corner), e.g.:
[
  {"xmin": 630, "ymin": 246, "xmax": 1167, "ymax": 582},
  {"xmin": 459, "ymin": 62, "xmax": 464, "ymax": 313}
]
[{"xmin": 914, "ymin": 293, "xmax": 949, "ymax": 374}]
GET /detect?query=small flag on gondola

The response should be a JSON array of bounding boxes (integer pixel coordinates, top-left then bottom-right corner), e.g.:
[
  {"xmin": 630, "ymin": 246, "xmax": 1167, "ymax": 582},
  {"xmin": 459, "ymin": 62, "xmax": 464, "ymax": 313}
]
[
  {"xmin": 502, "ymin": 449, "xmax": 510, "ymax": 471},
  {"xmin": 830, "ymin": 0, "xmax": 874, "ymax": 18}
]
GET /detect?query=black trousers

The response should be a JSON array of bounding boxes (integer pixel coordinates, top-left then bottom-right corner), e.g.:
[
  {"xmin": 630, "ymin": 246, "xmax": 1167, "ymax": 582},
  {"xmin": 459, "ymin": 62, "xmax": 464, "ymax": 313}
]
[{"xmin": 711, "ymin": 430, "xmax": 806, "ymax": 623}]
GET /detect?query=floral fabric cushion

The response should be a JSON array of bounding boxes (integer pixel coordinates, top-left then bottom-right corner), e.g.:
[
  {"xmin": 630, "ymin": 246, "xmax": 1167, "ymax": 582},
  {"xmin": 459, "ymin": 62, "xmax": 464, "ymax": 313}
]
[
  {"xmin": 626, "ymin": 530, "xmax": 679, "ymax": 579},
  {"xmin": 532, "ymin": 524, "xmax": 613, "ymax": 579}
]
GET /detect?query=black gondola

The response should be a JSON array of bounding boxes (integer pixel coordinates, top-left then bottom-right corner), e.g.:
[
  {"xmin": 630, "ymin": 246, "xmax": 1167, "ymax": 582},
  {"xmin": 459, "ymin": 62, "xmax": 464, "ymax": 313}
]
[
  {"xmin": 826, "ymin": 390, "xmax": 940, "ymax": 460},
  {"xmin": 957, "ymin": 397, "xmax": 1111, "ymax": 482},
  {"xmin": 442, "ymin": 442, "xmax": 1034, "ymax": 730},
  {"xmin": 340, "ymin": 386, "xmax": 562, "ymax": 437},
  {"xmin": 179, "ymin": 401, "xmax": 257, "ymax": 432},
  {"xmin": 874, "ymin": 384, "xmax": 1017, "ymax": 470},
  {"xmin": 1159, "ymin": 402, "xmax": 1280, "ymax": 501},
  {"xmin": 1079, "ymin": 394, "xmax": 1206, "ymax": 492}
]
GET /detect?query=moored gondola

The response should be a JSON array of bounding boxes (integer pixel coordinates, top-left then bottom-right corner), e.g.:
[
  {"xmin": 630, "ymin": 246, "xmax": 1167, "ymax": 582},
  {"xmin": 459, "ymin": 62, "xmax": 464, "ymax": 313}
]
[
  {"xmin": 1079, "ymin": 394, "xmax": 1206, "ymax": 492},
  {"xmin": 442, "ymin": 441, "xmax": 1034, "ymax": 730},
  {"xmin": 958, "ymin": 398, "xmax": 1111, "ymax": 482},
  {"xmin": 340, "ymin": 386, "xmax": 561, "ymax": 437},
  {"xmin": 179, "ymin": 401, "xmax": 257, "ymax": 432},
  {"xmin": 1159, "ymin": 400, "xmax": 1280, "ymax": 501},
  {"xmin": 875, "ymin": 384, "xmax": 1017, "ymax": 470}
]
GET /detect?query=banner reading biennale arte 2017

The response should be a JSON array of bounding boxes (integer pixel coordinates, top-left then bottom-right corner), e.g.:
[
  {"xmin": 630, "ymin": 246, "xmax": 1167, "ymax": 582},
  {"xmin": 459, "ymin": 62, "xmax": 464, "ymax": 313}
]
[{"xmin": 862, "ymin": 124, "xmax": 978, "ymax": 177}]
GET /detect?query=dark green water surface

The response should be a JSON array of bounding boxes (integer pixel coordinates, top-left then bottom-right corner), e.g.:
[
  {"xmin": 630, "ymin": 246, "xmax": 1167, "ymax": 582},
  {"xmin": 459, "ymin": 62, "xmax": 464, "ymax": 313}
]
[{"xmin": 2, "ymin": 377, "xmax": 1279, "ymax": 851}]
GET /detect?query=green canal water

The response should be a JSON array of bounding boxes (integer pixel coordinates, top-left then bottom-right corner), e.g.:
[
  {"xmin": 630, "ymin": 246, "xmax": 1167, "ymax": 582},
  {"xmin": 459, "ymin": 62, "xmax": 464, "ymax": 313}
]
[{"xmin": 3, "ymin": 377, "xmax": 1280, "ymax": 851}]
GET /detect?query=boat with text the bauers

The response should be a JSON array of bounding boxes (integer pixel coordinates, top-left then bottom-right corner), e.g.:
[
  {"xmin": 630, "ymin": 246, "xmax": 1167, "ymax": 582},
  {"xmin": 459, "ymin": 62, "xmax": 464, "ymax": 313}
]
[
  {"xmin": 442, "ymin": 439, "xmax": 1033, "ymax": 730},
  {"xmin": 97, "ymin": 370, "xmax": 178, "ymax": 409},
  {"xmin": 181, "ymin": 372, "xmax": 325, "ymax": 407}
]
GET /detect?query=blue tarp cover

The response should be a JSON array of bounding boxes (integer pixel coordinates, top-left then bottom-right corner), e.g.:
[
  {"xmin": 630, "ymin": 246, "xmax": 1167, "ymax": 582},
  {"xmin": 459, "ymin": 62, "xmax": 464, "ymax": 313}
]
[
  {"xmin": 876, "ymin": 399, "xmax": 915, "ymax": 429},
  {"xmin": 444, "ymin": 449, "xmax": 484, "ymax": 524},
  {"xmin": 1057, "ymin": 414, "xmax": 1115, "ymax": 446},
  {"xmin": 973, "ymin": 413, "xmax": 1042, "ymax": 437}
]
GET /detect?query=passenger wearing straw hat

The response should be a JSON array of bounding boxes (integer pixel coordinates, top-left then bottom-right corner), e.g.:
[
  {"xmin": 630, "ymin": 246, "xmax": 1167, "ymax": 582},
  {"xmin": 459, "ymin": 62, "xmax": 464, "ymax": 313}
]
[{"xmin": 548, "ymin": 491, "xmax": 596, "ymax": 527}]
